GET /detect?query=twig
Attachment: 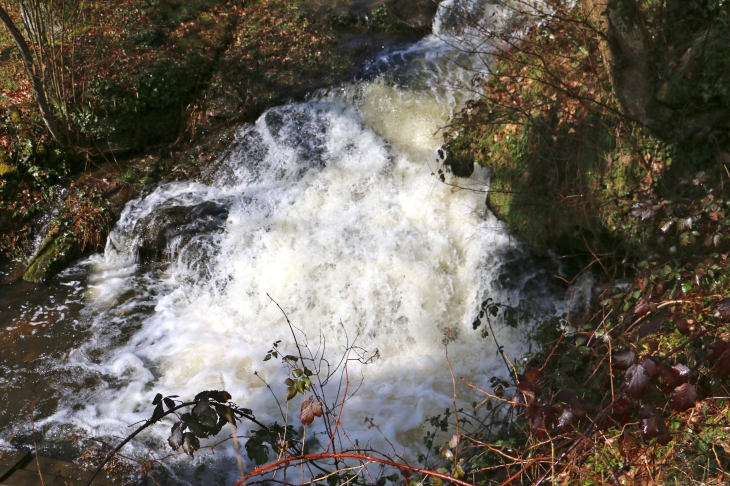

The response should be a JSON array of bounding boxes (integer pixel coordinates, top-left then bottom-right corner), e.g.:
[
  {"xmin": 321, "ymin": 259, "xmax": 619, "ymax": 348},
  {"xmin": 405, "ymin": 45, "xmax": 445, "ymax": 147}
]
[
  {"xmin": 445, "ymin": 339, "xmax": 461, "ymax": 467},
  {"xmin": 533, "ymin": 396, "xmax": 622, "ymax": 486},
  {"xmin": 231, "ymin": 452, "xmax": 477, "ymax": 486},
  {"xmin": 85, "ymin": 401, "xmax": 265, "ymax": 486},
  {"xmin": 30, "ymin": 401, "xmax": 45, "ymax": 486}
]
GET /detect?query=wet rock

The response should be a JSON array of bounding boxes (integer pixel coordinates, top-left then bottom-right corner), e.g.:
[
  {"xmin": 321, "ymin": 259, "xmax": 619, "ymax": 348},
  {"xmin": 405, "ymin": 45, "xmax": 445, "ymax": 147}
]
[
  {"xmin": 23, "ymin": 231, "xmax": 81, "ymax": 283},
  {"xmin": 205, "ymin": 95, "xmax": 239, "ymax": 119},
  {"xmin": 134, "ymin": 201, "xmax": 229, "ymax": 263},
  {"xmin": 384, "ymin": 0, "xmax": 438, "ymax": 33}
]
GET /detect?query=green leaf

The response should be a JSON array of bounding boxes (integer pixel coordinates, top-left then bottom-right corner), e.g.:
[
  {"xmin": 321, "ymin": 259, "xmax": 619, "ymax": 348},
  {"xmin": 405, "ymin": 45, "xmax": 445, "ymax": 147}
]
[
  {"xmin": 209, "ymin": 390, "xmax": 232, "ymax": 403},
  {"xmin": 245, "ymin": 437, "xmax": 269, "ymax": 465},
  {"xmin": 193, "ymin": 402, "xmax": 219, "ymax": 429},
  {"xmin": 286, "ymin": 385, "xmax": 298, "ymax": 401},
  {"xmin": 214, "ymin": 404, "xmax": 236, "ymax": 424},
  {"xmin": 181, "ymin": 412, "xmax": 209, "ymax": 438},
  {"xmin": 151, "ymin": 402, "xmax": 165, "ymax": 422},
  {"xmin": 293, "ymin": 368, "xmax": 303, "ymax": 378}
]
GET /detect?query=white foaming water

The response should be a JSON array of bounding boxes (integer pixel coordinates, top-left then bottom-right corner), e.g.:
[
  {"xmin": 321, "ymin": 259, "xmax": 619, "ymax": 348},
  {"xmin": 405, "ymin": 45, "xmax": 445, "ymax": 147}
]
[{"xmin": 43, "ymin": 0, "xmax": 559, "ymax": 481}]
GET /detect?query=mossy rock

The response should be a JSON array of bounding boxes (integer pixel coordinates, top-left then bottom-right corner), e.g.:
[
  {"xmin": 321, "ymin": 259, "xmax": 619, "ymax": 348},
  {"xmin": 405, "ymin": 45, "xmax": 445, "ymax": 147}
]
[
  {"xmin": 0, "ymin": 161, "xmax": 16, "ymax": 177},
  {"xmin": 23, "ymin": 232, "xmax": 82, "ymax": 283}
]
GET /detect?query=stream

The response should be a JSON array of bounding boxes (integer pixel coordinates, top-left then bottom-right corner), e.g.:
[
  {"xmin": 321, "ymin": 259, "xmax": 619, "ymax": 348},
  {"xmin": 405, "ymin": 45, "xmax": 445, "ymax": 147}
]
[{"xmin": 1, "ymin": 1, "xmax": 577, "ymax": 483}]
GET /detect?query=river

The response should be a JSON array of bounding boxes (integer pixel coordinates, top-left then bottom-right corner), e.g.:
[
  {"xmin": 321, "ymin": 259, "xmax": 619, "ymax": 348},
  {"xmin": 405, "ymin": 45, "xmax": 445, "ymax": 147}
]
[{"xmin": 1, "ymin": 1, "xmax": 572, "ymax": 483}]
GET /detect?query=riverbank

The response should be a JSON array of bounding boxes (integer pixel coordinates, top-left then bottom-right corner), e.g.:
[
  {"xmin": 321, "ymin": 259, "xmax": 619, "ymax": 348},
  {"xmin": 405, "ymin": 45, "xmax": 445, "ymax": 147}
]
[
  {"xmin": 441, "ymin": 1, "xmax": 730, "ymax": 483},
  {"xmin": 0, "ymin": 0, "xmax": 437, "ymax": 282}
]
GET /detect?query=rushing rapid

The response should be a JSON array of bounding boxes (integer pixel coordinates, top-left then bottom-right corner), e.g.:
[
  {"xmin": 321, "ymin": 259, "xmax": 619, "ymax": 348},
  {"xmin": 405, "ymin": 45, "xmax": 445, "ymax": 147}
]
[{"xmin": 2, "ymin": 0, "xmax": 569, "ymax": 483}]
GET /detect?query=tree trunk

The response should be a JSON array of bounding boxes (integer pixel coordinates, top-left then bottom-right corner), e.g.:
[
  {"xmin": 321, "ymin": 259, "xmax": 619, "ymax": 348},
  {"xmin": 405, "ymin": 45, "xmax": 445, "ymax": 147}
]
[
  {"xmin": 0, "ymin": 3, "xmax": 63, "ymax": 144},
  {"xmin": 580, "ymin": 0, "xmax": 730, "ymax": 143}
]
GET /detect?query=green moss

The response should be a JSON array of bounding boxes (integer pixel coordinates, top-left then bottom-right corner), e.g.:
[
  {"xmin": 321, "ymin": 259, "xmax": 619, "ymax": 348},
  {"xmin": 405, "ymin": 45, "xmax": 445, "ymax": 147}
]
[
  {"xmin": 23, "ymin": 232, "xmax": 80, "ymax": 283},
  {"xmin": 0, "ymin": 161, "xmax": 16, "ymax": 176}
]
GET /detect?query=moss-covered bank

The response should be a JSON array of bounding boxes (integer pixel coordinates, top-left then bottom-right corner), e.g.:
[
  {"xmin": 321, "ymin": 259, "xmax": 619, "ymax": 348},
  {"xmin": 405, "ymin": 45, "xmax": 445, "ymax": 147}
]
[
  {"xmin": 1, "ymin": 0, "xmax": 439, "ymax": 282},
  {"xmin": 438, "ymin": 2, "xmax": 730, "ymax": 483}
]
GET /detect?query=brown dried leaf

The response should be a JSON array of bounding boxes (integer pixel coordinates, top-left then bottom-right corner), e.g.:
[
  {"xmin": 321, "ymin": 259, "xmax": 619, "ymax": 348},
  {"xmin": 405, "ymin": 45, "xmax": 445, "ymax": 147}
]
[
  {"xmin": 708, "ymin": 211, "xmax": 724, "ymax": 221},
  {"xmin": 300, "ymin": 397, "xmax": 323, "ymax": 426},
  {"xmin": 670, "ymin": 383, "xmax": 697, "ymax": 412}
]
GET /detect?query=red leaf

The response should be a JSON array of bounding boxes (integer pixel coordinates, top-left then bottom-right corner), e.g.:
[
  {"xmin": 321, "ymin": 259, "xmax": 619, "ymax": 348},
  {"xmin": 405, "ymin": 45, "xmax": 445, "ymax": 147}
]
[
  {"xmin": 633, "ymin": 301, "xmax": 650, "ymax": 317},
  {"xmin": 557, "ymin": 407, "xmax": 576, "ymax": 431},
  {"xmin": 532, "ymin": 414, "xmax": 547, "ymax": 439},
  {"xmin": 522, "ymin": 403, "xmax": 539, "ymax": 420},
  {"xmin": 613, "ymin": 350, "xmax": 637, "ymax": 370},
  {"xmin": 654, "ymin": 282, "xmax": 666, "ymax": 297},
  {"xmin": 675, "ymin": 316, "xmax": 691, "ymax": 335},
  {"xmin": 639, "ymin": 317, "xmax": 665, "ymax": 338},
  {"xmin": 639, "ymin": 406, "xmax": 661, "ymax": 440},
  {"xmin": 625, "ymin": 364, "xmax": 651, "ymax": 398},
  {"xmin": 670, "ymin": 383, "xmax": 697, "ymax": 412},
  {"xmin": 657, "ymin": 433, "xmax": 672, "ymax": 446},
  {"xmin": 670, "ymin": 363, "xmax": 691, "ymax": 379},
  {"xmin": 712, "ymin": 348, "xmax": 730, "ymax": 376},
  {"xmin": 708, "ymin": 340, "xmax": 730, "ymax": 360},
  {"xmin": 517, "ymin": 381, "xmax": 540, "ymax": 402},
  {"xmin": 524, "ymin": 368, "xmax": 540, "ymax": 382},
  {"xmin": 641, "ymin": 358, "xmax": 659, "ymax": 379},
  {"xmin": 619, "ymin": 433, "xmax": 639, "ymax": 458}
]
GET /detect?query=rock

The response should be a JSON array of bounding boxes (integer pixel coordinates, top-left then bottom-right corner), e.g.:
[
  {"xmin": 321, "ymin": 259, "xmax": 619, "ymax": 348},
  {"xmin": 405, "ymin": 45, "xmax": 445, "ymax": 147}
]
[
  {"xmin": 133, "ymin": 200, "xmax": 229, "ymax": 263},
  {"xmin": 23, "ymin": 230, "xmax": 81, "ymax": 283},
  {"xmin": 384, "ymin": 0, "xmax": 438, "ymax": 32},
  {"xmin": 205, "ymin": 95, "xmax": 239, "ymax": 119}
]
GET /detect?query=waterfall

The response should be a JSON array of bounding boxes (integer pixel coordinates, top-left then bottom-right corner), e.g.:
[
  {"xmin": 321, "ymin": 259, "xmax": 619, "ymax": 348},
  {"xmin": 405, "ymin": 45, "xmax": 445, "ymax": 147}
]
[{"xmin": 29, "ymin": 1, "xmax": 566, "ymax": 482}]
